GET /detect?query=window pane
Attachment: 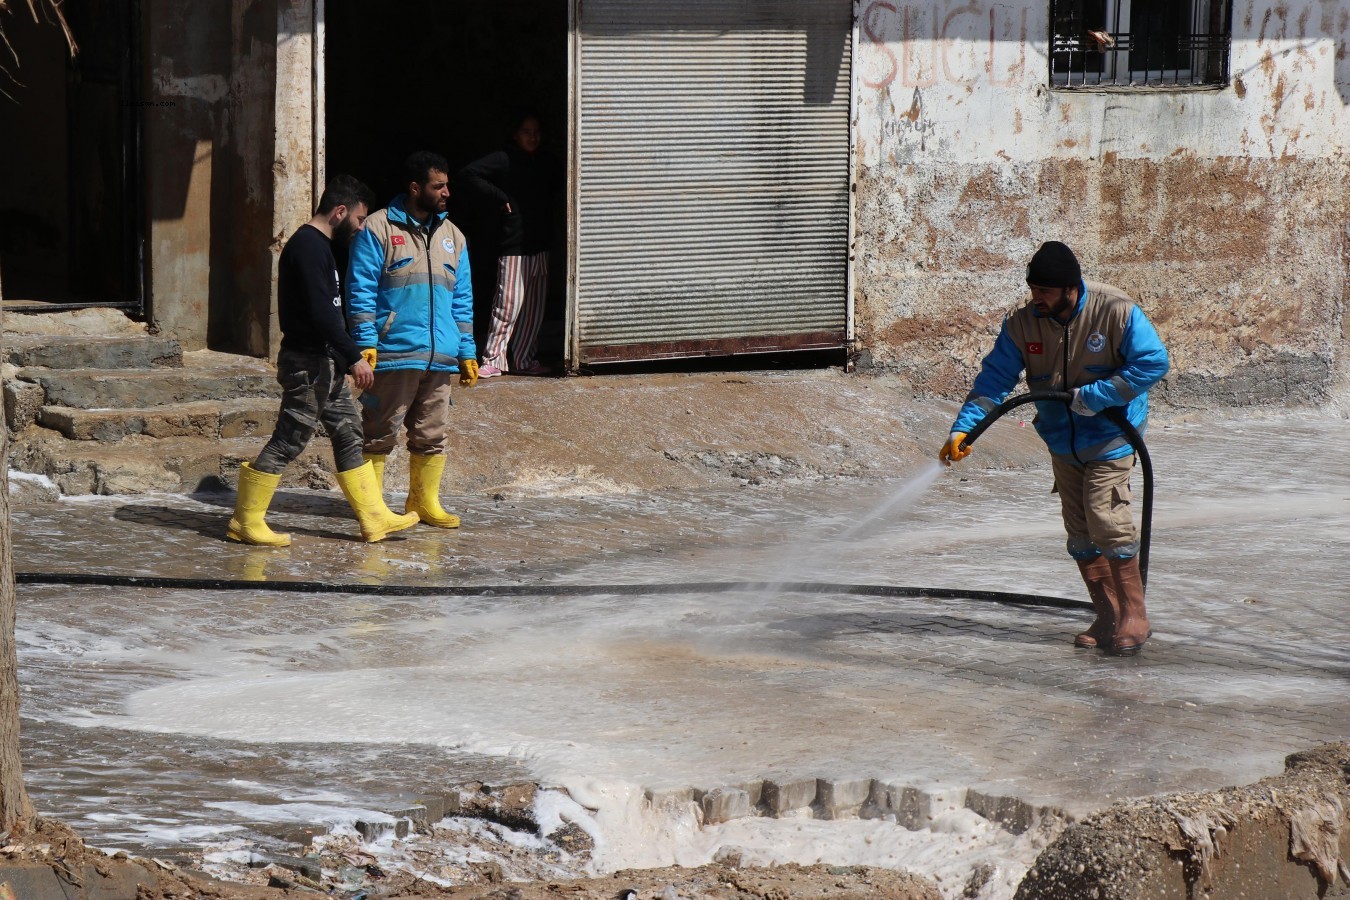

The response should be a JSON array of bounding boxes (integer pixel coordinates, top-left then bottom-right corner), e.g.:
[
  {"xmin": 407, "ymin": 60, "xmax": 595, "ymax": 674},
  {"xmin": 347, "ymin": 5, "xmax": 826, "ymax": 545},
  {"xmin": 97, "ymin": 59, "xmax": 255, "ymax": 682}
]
[
  {"xmin": 1051, "ymin": 0, "xmax": 1107, "ymax": 76},
  {"xmin": 1130, "ymin": 0, "xmax": 1192, "ymax": 73}
]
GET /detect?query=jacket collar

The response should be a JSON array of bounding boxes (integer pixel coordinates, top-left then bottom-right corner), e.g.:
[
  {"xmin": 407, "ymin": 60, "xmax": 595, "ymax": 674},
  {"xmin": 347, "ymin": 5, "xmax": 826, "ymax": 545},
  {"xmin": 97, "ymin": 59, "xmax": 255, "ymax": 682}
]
[{"xmin": 387, "ymin": 194, "xmax": 447, "ymax": 229}]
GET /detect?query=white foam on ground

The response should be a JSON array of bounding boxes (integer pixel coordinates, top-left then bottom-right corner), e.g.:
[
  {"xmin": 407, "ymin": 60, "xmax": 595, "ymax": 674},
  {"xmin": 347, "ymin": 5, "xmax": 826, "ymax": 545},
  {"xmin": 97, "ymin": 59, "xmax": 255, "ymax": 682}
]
[
  {"xmin": 488, "ymin": 465, "xmax": 637, "ymax": 498},
  {"xmin": 545, "ymin": 780, "xmax": 1040, "ymax": 899}
]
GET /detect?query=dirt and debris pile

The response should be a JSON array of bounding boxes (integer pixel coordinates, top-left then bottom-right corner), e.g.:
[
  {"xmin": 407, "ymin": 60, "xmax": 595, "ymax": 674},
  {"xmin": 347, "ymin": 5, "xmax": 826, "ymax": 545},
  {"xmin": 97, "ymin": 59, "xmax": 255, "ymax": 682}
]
[
  {"xmin": 1014, "ymin": 742, "xmax": 1350, "ymax": 900},
  {"xmin": 0, "ymin": 781, "xmax": 939, "ymax": 899}
]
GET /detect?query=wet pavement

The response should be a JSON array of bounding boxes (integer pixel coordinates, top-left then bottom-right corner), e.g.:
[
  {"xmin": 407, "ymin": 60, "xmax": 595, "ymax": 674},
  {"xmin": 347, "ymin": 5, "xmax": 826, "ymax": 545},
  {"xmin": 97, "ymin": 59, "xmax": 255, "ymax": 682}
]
[{"xmin": 10, "ymin": 410, "xmax": 1350, "ymax": 865}]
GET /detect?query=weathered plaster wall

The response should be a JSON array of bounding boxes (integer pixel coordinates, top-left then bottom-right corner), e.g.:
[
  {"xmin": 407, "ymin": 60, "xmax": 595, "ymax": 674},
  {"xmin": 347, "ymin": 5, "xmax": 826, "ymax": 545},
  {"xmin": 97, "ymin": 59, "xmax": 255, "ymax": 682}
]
[
  {"xmin": 144, "ymin": 0, "xmax": 277, "ymax": 354},
  {"xmin": 852, "ymin": 0, "xmax": 1350, "ymax": 407},
  {"xmin": 270, "ymin": 0, "xmax": 316, "ymax": 360}
]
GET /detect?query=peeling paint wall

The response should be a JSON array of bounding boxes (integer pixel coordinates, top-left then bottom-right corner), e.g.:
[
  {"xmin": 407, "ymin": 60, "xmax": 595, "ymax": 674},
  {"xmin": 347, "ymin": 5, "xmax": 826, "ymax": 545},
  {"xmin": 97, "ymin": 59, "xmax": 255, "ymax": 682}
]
[
  {"xmin": 144, "ymin": 0, "xmax": 278, "ymax": 354},
  {"xmin": 852, "ymin": 0, "xmax": 1350, "ymax": 406}
]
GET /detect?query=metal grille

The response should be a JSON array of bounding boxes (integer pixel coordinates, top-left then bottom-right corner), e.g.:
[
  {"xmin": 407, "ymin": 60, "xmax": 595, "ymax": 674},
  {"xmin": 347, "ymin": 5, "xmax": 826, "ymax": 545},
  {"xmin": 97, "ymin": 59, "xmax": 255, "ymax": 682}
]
[
  {"xmin": 1050, "ymin": 0, "xmax": 1232, "ymax": 88},
  {"xmin": 572, "ymin": 0, "xmax": 852, "ymax": 364}
]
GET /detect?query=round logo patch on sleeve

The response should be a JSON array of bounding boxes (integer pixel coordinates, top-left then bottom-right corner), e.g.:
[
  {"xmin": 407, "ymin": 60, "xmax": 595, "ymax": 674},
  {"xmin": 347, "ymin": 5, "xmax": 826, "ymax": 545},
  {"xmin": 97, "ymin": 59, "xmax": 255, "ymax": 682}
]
[
  {"xmin": 1087, "ymin": 332, "xmax": 1106, "ymax": 353},
  {"xmin": 442, "ymin": 237, "xmax": 455, "ymax": 254}
]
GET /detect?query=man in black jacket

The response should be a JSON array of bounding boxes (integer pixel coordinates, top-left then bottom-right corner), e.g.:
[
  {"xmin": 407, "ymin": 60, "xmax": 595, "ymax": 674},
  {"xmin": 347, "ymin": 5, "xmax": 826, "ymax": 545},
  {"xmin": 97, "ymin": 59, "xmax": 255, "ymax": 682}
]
[{"xmin": 227, "ymin": 175, "xmax": 419, "ymax": 546}]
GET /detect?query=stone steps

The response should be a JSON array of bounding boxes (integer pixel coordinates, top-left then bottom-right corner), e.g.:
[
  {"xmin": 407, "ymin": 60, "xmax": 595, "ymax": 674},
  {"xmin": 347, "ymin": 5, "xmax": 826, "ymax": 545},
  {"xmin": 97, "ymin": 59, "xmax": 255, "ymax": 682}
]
[
  {"xmin": 10, "ymin": 429, "xmax": 335, "ymax": 495},
  {"xmin": 4, "ymin": 333, "xmax": 182, "ymax": 370},
  {"xmin": 1, "ymin": 330, "xmax": 315, "ymax": 496},
  {"xmin": 38, "ymin": 398, "xmax": 279, "ymax": 442},
  {"xmin": 19, "ymin": 364, "xmax": 276, "ymax": 410}
]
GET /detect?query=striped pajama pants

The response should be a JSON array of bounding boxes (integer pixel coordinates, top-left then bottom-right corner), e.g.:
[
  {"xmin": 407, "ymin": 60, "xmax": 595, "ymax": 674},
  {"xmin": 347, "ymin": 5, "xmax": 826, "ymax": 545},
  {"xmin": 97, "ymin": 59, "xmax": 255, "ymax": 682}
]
[{"xmin": 482, "ymin": 251, "xmax": 548, "ymax": 371}]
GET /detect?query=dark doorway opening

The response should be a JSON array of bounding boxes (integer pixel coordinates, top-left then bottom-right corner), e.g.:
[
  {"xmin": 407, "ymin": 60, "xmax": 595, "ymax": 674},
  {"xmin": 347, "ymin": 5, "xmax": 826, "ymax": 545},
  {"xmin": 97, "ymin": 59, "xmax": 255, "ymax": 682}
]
[
  {"xmin": 0, "ymin": 0, "xmax": 144, "ymax": 313},
  {"xmin": 325, "ymin": 0, "xmax": 568, "ymax": 369}
]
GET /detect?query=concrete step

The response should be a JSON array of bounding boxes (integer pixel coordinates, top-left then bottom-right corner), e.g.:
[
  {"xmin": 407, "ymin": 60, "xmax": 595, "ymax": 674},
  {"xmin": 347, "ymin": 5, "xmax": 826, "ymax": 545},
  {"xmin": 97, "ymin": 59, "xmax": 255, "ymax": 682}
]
[
  {"xmin": 4, "ymin": 333, "xmax": 182, "ymax": 369},
  {"xmin": 18, "ymin": 365, "xmax": 277, "ymax": 410},
  {"xmin": 10, "ymin": 429, "xmax": 335, "ymax": 495},
  {"xmin": 38, "ymin": 398, "xmax": 280, "ymax": 442}
]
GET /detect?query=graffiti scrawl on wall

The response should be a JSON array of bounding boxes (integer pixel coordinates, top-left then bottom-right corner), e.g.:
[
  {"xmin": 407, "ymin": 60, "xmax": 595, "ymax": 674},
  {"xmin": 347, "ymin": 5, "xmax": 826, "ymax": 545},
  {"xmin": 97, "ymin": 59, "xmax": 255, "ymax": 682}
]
[{"xmin": 860, "ymin": 2, "xmax": 1030, "ymax": 90}]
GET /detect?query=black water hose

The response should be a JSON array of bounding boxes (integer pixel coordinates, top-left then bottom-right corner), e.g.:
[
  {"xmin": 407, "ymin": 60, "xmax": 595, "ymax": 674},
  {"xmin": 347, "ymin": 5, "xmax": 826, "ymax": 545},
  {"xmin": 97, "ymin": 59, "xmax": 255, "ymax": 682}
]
[
  {"xmin": 14, "ymin": 571, "xmax": 1088, "ymax": 610},
  {"xmin": 957, "ymin": 390, "xmax": 1152, "ymax": 587}
]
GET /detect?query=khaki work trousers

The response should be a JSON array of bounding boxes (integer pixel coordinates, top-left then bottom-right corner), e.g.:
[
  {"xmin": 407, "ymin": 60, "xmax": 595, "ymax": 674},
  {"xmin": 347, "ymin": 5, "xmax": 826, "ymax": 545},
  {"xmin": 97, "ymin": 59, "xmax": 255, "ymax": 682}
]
[
  {"xmin": 358, "ymin": 369, "xmax": 454, "ymax": 456},
  {"xmin": 1052, "ymin": 454, "xmax": 1138, "ymax": 558}
]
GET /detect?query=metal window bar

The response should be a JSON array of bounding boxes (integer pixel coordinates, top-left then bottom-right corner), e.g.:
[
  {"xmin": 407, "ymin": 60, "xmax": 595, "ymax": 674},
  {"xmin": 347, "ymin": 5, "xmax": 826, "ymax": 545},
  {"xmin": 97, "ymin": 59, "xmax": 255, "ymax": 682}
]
[{"xmin": 1049, "ymin": 0, "xmax": 1231, "ymax": 88}]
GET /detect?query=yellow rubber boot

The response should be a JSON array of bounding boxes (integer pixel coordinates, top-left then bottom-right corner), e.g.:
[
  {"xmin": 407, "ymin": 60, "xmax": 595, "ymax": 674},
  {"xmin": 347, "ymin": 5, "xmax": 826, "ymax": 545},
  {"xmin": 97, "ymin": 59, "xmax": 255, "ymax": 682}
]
[
  {"xmin": 363, "ymin": 453, "xmax": 387, "ymax": 490},
  {"xmin": 226, "ymin": 463, "xmax": 292, "ymax": 547},
  {"xmin": 336, "ymin": 461, "xmax": 420, "ymax": 543},
  {"xmin": 406, "ymin": 453, "xmax": 461, "ymax": 528}
]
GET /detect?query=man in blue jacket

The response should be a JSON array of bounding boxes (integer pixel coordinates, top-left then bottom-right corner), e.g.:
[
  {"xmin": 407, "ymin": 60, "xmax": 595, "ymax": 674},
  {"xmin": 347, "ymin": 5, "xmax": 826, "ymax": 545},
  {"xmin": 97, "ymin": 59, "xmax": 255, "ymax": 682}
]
[
  {"xmin": 939, "ymin": 241, "xmax": 1169, "ymax": 655},
  {"xmin": 347, "ymin": 151, "xmax": 479, "ymax": 530}
]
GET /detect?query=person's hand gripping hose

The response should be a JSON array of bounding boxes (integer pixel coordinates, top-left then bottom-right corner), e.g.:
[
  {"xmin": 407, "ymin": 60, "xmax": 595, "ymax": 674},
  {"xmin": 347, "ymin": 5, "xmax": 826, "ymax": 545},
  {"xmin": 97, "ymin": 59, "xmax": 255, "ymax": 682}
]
[
  {"xmin": 1070, "ymin": 387, "xmax": 1097, "ymax": 417},
  {"xmin": 939, "ymin": 432, "xmax": 971, "ymax": 466}
]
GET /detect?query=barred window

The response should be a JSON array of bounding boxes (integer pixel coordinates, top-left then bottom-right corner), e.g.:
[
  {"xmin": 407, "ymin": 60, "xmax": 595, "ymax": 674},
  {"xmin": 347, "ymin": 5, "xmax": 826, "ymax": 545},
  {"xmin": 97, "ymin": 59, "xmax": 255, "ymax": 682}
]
[{"xmin": 1050, "ymin": 0, "xmax": 1232, "ymax": 88}]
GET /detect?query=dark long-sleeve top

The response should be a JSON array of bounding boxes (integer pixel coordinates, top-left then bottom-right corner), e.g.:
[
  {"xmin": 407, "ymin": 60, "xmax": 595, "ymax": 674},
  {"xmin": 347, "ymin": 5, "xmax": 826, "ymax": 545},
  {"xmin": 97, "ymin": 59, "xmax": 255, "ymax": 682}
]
[
  {"xmin": 455, "ymin": 145, "xmax": 563, "ymax": 255},
  {"xmin": 276, "ymin": 223, "xmax": 362, "ymax": 370}
]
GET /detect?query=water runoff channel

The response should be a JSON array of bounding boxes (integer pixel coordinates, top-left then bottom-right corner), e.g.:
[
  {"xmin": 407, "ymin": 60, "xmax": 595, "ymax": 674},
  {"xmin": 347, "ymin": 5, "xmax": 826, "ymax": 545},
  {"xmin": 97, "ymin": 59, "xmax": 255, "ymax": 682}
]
[{"xmin": 16, "ymin": 411, "xmax": 1349, "ymax": 898}]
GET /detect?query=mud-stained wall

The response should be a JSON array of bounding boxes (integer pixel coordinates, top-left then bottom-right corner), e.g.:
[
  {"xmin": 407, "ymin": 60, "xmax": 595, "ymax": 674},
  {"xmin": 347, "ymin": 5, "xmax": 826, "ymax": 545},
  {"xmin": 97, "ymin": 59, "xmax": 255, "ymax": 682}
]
[
  {"xmin": 144, "ymin": 0, "xmax": 278, "ymax": 354},
  {"xmin": 852, "ymin": 0, "xmax": 1350, "ymax": 406}
]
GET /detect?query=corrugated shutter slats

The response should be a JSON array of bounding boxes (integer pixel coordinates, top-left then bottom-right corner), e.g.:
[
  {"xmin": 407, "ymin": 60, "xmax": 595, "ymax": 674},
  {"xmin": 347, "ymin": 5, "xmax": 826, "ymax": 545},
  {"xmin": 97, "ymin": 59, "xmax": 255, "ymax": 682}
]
[{"xmin": 575, "ymin": 0, "xmax": 852, "ymax": 360}]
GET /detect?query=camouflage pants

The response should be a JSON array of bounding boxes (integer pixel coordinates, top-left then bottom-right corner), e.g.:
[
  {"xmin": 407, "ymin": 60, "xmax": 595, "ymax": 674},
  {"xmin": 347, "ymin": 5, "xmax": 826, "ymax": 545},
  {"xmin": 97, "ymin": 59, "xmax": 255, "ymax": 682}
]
[{"xmin": 252, "ymin": 349, "xmax": 365, "ymax": 475}]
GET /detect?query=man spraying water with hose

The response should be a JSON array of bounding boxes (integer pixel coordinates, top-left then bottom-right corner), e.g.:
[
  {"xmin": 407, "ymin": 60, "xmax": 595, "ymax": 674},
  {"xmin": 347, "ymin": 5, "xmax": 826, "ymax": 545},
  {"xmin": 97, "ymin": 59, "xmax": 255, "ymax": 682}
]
[{"xmin": 938, "ymin": 241, "xmax": 1170, "ymax": 655}]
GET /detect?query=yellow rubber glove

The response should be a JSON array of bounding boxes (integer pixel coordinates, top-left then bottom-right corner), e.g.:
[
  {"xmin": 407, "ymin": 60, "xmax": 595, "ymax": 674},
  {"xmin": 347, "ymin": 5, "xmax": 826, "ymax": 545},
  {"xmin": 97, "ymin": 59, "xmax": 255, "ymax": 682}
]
[
  {"xmin": 939, "ymin": 432, "xmax": 971, "ymax": 466},
  {"xmin": 360, "ymin": 348, "xmax": 378, "ymax": 369},
  {"xmin": 459, "ymin": 358, "xmax": 479, "ymax": 387}
]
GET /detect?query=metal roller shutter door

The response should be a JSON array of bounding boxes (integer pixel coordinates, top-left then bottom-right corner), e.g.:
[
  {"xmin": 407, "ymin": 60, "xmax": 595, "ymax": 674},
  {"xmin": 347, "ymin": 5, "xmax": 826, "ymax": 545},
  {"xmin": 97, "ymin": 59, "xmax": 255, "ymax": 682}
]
[{"xmin": 572, "ymin": 0, "xmax": 852, "ymax": 364}]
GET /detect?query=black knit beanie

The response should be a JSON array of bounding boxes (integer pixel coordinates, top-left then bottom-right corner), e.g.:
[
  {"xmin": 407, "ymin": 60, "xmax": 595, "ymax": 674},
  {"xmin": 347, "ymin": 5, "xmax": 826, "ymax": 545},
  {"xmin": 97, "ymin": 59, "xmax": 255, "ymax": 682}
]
[{"xmin": 1026, "ymin": 241, "xmax": 1082, "ymax": 288}]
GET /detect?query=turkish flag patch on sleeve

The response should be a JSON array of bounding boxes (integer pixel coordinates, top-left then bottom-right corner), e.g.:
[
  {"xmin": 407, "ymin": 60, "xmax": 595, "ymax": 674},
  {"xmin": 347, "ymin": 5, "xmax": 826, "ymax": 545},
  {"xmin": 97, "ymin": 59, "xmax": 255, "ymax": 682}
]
[
  {"xmin": 390, "ymin": 235, "xmax": 406, "ymax": 246},
  {"xmin": 1027, "ymin": 342, "xmax": 1043, "ymax": 355}
]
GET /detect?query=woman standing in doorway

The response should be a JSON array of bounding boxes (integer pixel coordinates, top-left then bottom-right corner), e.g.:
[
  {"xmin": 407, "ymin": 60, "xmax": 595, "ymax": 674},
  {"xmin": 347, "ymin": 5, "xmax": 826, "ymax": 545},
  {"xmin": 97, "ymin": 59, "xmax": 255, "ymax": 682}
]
[{"xmin": 456, "ymin": 110, "xmax": 563, "ymax": 377}]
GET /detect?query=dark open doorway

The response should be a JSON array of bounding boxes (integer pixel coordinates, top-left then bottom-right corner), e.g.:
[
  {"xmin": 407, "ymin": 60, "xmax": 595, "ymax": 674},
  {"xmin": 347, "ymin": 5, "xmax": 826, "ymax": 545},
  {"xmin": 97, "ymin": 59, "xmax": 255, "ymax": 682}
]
[
  {"xmin": 324, "ymin": 0, "xmax": 568, "ymax": 368},
  {"xmin": 0, "ymin": 0, "xmax": 144, "ymax": 313}
]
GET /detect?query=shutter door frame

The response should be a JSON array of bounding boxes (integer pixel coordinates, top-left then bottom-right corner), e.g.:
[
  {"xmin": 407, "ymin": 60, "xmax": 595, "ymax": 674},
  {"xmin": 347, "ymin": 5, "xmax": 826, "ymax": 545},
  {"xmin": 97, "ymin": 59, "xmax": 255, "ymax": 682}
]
[{"xmin": 566, "ymin": 0, "xmax": 856, "ymax": 368}]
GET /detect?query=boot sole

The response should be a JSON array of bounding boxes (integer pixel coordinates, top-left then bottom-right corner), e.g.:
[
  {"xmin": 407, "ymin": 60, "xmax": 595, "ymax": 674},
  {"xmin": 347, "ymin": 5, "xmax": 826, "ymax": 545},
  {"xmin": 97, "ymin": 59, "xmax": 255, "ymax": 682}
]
[
  {"xmin": 1108, "ymin": 630, "xmax": 1154, "ymax": 656},
  {"xmin": 363, "ymin": 515, "xmax": 420, "ymax": 543},
  {"xmin": 226, "ymin": 529, "xmax": 291, "ymax": 548}
]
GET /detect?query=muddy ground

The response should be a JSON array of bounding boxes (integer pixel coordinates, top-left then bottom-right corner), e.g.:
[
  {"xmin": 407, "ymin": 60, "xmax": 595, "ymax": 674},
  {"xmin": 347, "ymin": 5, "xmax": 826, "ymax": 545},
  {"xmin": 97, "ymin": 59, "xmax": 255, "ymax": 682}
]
[
  {"xmin": 6, "ymin": 741, "xmax": 1349, "ymax": 899},
  {"xmin": 0, "ymin": 816, "xmax": 943, "ymax": 899}
]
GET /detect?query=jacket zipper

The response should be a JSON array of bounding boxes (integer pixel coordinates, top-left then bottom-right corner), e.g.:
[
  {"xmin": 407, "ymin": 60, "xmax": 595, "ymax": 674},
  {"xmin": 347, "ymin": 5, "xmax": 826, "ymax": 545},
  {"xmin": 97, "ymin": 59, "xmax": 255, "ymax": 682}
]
[
  {"xmin": 1061, "ymin": 315, "xmax": 1083, "ymax": 464},
  {"xmin": 418, "ymin": 220, "xmax": 435, "ymax": 371}
]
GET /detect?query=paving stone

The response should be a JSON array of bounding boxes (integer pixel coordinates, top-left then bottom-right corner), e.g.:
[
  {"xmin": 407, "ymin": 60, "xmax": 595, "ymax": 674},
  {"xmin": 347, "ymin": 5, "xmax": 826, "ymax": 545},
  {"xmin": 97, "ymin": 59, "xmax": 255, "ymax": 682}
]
[
  {"xmin": 644, "ymin": 785, "xmax": 698, "ymax": 808},
  {"xmin": 700, "ymin": 786, "xmax": 752, "ymax": 824},
  {"xmin": 355, "ymin": 815, "xmax": 407, "ymax": 841},
  {"xmin": 815, "ymin": 777, "xmax": 874, "ymax": 819},
  {"xmin": 964, "ymin": 788, "xmax": 1044, "ymax": 835},
  {"xmin": 761, "ymin": 777, "xmax": 819, "ymax": 815}
]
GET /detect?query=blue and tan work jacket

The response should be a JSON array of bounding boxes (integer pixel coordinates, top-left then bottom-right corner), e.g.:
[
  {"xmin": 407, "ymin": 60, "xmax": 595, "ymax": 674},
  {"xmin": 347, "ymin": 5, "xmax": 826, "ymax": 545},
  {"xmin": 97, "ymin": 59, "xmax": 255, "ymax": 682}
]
[
  {"xmin": 346, "ymin": 195, "xmax": 476, "ymax": 372},
  {"xmin": 950, "ymin": 280, "xmax": 1170, "ymax": 463}
]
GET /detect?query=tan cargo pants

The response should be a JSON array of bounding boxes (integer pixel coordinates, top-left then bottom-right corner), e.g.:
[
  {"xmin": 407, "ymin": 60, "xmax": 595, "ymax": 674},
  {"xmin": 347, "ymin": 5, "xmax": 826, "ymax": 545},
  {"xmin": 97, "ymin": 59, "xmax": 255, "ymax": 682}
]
[
  {"xmin": 358, "ymin": 369, "xmax": 454, "ymax": 456},
  {"xmin": 1052, "ymin": 454, "xmax": 1139, "ymax": 560}
]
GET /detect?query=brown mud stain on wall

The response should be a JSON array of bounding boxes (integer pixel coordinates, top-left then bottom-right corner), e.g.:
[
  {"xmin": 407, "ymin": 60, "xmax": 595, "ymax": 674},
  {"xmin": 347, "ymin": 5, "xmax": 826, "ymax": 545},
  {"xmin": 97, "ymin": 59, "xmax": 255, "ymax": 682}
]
[{"xmin": 853, "ymin": 156, "xmax": 1349, "ymax": 407}]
